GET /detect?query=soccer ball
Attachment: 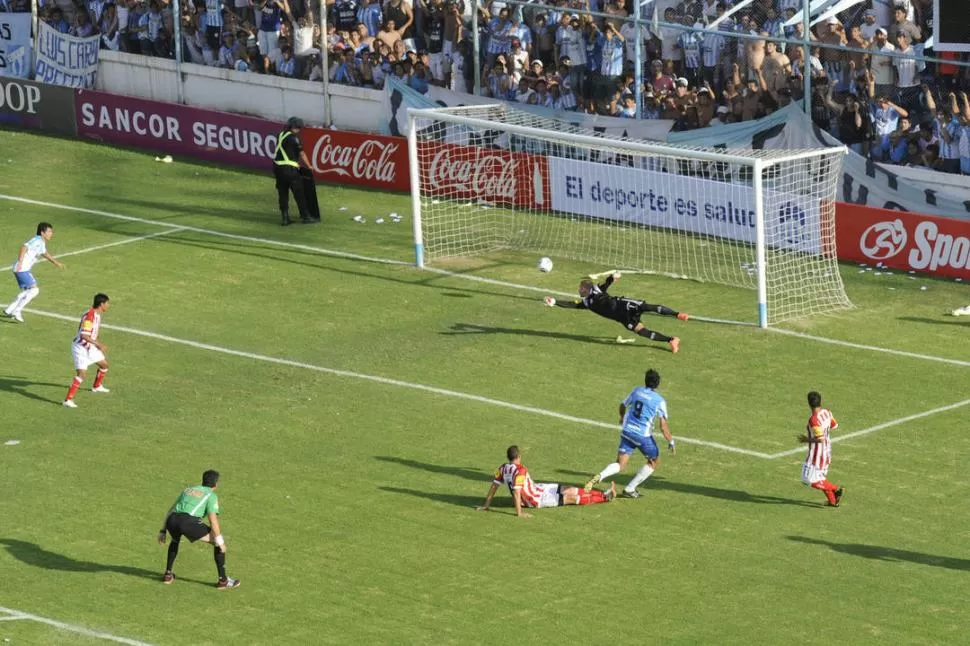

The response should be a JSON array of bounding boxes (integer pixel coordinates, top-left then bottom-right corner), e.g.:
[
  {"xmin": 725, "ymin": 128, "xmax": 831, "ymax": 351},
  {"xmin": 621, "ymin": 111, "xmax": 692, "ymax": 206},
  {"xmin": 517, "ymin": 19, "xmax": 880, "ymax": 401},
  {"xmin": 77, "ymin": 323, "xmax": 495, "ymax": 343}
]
[{"xmin": 538, "ymin": 257, "xmax": 554, "ymax": 273}]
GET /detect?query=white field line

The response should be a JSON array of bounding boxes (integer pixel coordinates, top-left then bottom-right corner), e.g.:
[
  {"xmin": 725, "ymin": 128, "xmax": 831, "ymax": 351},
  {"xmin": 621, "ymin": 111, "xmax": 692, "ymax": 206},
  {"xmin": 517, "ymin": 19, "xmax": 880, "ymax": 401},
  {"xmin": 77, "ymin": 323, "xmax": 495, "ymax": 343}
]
[
  {"xmin": 3, "ymin": 194, "xmax": 968, "ymax": 368},
  {"xmin": 4, "ymin": 227, "xmax": 188, "ymax": 271},
  {"xmin": 770, "ymin": 328, "xmax": 970, "ymax": 368},
  {"xmin": 14, "ymin": 305, "xmax": 773, "ymax": 459},
  {"xmin": 0, "ymin": 606, "xmax": 151, "ymax": 645},
  {"xmin": 768, "ymin": 397, "xmax": 970, "ymax": 459}
]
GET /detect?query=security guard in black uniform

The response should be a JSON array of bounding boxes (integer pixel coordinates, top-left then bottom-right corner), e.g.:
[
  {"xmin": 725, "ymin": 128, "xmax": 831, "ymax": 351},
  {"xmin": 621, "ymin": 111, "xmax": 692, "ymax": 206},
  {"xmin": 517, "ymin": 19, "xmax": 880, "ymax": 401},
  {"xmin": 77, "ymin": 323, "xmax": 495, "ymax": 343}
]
[{"xmin": 273, "ymin": 117, "xmax": 316, "ymax": 226}]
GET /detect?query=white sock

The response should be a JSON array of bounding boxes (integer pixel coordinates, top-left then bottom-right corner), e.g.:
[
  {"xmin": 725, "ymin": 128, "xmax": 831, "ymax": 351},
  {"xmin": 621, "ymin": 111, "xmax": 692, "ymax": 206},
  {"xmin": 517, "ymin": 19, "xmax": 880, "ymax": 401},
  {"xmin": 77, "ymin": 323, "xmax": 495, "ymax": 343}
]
[
  {"xmin": 597, "ymin": 462, "xmax": 621, "ymax": 482},
  {"xmin": 6, "ymin": 290, "xmax": 29, "ymax": 315},
  {"xmin": 12, "ymin": 287, "xmax": 39, "ymax": 315},
  {"xmin": 624, "ymin": 465, "xmax": 655, "ymax": 493}
]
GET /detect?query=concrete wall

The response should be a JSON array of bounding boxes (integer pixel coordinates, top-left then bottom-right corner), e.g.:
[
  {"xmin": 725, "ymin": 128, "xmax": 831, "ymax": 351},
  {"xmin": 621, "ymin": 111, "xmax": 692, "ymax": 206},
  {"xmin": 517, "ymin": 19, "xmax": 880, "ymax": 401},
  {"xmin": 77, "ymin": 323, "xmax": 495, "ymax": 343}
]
[{"xmin": 96, "ymin": 51, "xmax": 384, "ymax": 132}]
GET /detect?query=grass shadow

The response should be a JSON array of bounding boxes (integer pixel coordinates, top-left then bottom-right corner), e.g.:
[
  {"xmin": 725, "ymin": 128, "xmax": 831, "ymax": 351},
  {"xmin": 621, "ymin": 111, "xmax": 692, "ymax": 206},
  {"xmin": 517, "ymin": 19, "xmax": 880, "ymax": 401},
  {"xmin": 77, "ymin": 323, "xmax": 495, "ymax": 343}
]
[
  {"xmin": 0, "ymin": 538, "xmax": 212, "ymax": 586},
  {"xmin": 378, "ymin": 486, "xmax": 507, "ymax": 511},
  {"xmin": 442, "ymin": 322, "xmax": 653, "ymax": 347},
  {"xmin": 897, "ymin": 316, "xmax": 970, "ymax": 327},
  {"xmin": 375, "ymin": 456, "xmax": 491, "ymax": 483},
  {"xmin": 556, "ymin": 470, "xmax": 821, "ymax": 507},
  {"xmin": 0, "ymin": 376, "xmax": 65, "ymax": 405},
  {"xmin": 144, "ymin": 236, "xmax": 538, "ymax": 302},
  {"xmin": 787, "ymin": 536, "xmax": 970, "ymax": 570}
]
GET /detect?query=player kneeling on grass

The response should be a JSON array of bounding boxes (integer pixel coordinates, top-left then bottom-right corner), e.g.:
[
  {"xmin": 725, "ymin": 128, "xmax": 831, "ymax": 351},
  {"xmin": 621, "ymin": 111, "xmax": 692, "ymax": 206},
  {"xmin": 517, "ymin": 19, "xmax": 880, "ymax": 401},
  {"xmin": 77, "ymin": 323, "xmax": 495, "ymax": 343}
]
[
  {"xmin": 63, "ymin": 293, "xmax": 111, "ymax": 408},
  {"xmin": 798, "ymin": 391, "xmax": 844, "ymax": 508},
  {"xmin": 158, "ymin": 469, "xmax": 240, "ymax": 589},
  {"xmin": 543, "ymin": 273, "xmax": 688, "ymax": 353},
  {"xmin": 477, "ymin": 445, "xmax": 616, "ymax": 518},
  {"xmin": 585, "ymin": 368, "xmax": 675, "ymax": 499}
]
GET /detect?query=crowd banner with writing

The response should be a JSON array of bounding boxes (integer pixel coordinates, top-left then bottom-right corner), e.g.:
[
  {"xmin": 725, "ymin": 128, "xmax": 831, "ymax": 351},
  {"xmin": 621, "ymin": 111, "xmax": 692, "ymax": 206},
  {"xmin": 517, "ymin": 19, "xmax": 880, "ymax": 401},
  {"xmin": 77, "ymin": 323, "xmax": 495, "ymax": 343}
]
[
  {"xmin": 35, "ymin": 21, "xmax": 100, "ymax": 88},
  {"xmin": 836, "ymin": 203, "xmax": 970, "ymax": 280},
  {"xmin": 0, "ymin": 13, "xmax": 31, "ymax": 79},
  {"xmin": 382, "ymin": 77, "xmax": 674, "ymax": 143},
  {"xmin": 668, "ymin": 105, "xmax": 970, "ymax": 219},
  {"xmin": 0, "ymin": 78, "xmax": 77, "ymax": 135},
  {"xmin": 75, "ymin": 89, "xmax": 282, "ymax": 169}
]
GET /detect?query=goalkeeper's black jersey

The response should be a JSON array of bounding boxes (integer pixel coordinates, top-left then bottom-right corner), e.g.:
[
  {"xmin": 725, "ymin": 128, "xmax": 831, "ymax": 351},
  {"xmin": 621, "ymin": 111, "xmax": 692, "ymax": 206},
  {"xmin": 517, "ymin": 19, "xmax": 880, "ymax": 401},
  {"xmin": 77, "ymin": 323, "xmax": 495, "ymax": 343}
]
[{"xmin": 562, "ymin": 275, "xmax": 628, "ymax": 322}]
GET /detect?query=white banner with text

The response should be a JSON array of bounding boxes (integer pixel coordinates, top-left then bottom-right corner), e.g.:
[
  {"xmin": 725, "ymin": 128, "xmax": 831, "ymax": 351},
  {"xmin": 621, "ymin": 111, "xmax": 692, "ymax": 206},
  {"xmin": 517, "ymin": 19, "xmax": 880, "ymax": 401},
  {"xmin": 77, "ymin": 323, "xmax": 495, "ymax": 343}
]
[
  {"xmin": 0, "ymin": 13, "xmax": 31, "ymax": 79},
  {"xmin": 34, "ymin": 21, "xmax": 99, "ymax": 88},
  {"xmin": 548, "ymin": 157, "xmax": 824, "ymax": 254}
]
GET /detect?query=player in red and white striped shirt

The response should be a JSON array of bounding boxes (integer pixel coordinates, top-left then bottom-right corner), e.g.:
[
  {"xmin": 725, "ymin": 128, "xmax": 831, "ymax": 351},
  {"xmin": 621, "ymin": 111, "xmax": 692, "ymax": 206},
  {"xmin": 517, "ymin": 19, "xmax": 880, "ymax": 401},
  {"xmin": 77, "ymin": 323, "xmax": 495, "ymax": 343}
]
[
  {"xmin": 798, "ymin": 391, "xmax": 844, "ymax": 507},
  {"xmin": 476, "ymin": 445, "xmax": 615, "ymax": 518},
  {"xmin": 63, "ymin": 293, "xmax": 111, "ymax": 408}
]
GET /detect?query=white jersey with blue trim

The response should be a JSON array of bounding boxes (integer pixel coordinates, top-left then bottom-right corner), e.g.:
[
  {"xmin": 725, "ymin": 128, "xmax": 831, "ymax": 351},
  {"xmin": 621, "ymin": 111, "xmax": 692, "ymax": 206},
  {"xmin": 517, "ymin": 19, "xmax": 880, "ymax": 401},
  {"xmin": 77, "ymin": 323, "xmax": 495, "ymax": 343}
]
[
  {"xmin": 13, "ymin": 235, "xmax": 46, "ymax": 272},
  {"xmin": 621, "ymin": 386, "xmax": 668, "ymax": 438}
]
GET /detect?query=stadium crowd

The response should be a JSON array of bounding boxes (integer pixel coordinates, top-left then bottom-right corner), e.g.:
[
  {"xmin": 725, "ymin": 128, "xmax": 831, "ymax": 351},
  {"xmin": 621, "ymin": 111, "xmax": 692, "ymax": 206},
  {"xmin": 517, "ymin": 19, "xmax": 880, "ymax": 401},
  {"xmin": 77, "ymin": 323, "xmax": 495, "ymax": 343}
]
[{"xmin": 26, "ymin": 0, "xmax": 970, "ymax": 173}]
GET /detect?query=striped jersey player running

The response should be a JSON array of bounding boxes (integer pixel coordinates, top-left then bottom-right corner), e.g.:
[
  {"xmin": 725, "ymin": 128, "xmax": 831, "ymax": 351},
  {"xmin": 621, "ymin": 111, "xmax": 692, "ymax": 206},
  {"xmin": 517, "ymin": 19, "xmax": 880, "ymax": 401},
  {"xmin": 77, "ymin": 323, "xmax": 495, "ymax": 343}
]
[
  {"xmin": 798, "ymin": 391, "xmax": 844, "ymax": 507},
  {"xmin": 63, "ymin": 293, "xmax": 111, "ymax": 408},
  {"xmin": 477, "ymin": 445, "xmax": 616, "ymax": 518}
]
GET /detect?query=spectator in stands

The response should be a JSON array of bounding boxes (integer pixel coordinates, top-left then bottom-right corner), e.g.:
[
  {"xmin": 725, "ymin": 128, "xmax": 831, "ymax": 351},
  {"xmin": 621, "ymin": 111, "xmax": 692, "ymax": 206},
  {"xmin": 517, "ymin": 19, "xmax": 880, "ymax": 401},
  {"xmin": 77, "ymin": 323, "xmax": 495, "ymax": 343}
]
[
  {"xmin": 101, "ymin": 3, "xmax": 122, "ymax": 51},
  {"xmin": 71, "ymin": 9, "xmax": 96, "ymax": 38},
  {"xmin": 887, "ymin": 4, "xmax": 921, "ymax": 43},
  {"xmin": 88, "ymin": 0, "xmax": 109, "ymax": 26},
  {"xmin": 385, "ymin": 0, "xmax": 415, "ymax": 52},
  {"xmin": 892, "ymin": 32, "xmax": 920, "ymax": 111},
  {"xmin": 357, "ymin": 0, "xmax": 382, "ymax": 43},
  {"xmin": 925, "ymin": 89, "xmax": 963, "ymax": 174},
  {"xmin": 824, "ymin": 86, "xmax": 870, "ymax": 155},
  {"xmin": 868, "ymin": 69, "xmax": 910, "ymax": 161},
  {"xmin": 868, "ymin": 27, "xmax": 896, "ymax": 100},
  {"xmin": 203, "ymin": 0, "xmax": 224, "ymax": 53},
  {"xmin": 256, "ymin": 0, "xmax": 285, "ymax": 72},
  {"xmin": 218, "ymin": 31, "xmax": 238, "ymax": 67},
  {"xmin": 278, "ymin": 45, "xmax": 296, "ymax": 76},
  {"xmin": 409, "ymin": 60, "xmax": 430, "ymax": 93}
]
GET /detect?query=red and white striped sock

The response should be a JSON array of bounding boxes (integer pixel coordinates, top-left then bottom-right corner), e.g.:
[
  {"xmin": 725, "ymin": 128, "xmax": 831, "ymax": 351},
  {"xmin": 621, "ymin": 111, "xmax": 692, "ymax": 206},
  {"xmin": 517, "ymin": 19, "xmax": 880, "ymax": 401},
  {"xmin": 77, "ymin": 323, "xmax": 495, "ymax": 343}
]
[{"xmin": 65, "ymin": 377, "xmax": 83, "ymax": 401}]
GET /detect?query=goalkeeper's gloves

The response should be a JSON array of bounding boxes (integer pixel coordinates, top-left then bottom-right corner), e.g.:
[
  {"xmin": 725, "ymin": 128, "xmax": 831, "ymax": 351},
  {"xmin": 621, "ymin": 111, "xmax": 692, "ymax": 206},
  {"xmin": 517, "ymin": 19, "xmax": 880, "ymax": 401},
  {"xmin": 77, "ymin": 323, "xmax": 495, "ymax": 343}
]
[{"xmin": 543, "ymin": 296, "xmax": 556, "ymax": 307}]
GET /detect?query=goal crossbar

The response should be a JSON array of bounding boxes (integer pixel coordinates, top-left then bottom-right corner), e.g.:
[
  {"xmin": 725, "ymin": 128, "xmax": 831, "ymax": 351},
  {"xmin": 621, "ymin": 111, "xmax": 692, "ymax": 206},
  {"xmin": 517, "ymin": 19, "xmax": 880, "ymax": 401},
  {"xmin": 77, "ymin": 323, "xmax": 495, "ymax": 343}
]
[{"xmin": 406, "ymin": 106, "xmax": 846, "ymax": 167}]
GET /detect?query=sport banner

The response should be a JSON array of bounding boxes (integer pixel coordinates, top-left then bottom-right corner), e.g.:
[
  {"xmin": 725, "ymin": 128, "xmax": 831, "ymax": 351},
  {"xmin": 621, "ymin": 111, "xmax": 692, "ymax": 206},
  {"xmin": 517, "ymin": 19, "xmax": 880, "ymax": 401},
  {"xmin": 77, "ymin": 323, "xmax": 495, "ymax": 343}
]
[
  {"xmin": 75, "ymin": 89, "xmax": 282, "ymax": 170},
  {"xmin": 301, "ymin": 127, "xmax": 410, "ymax": 192},
  {"xmin": 836, "ymin": 203, "xmax": 970, "ymax": 280},
  {"xmin": 35, "ymin": 20, "xmax": 100, "ymax": 88},
  {"xmin": 0, "ymin": 77, "xmax": 77, "ymax": 136},
  {"xmin": 0, "ymin": 13, "xmax": 31, "ymax": 79}
]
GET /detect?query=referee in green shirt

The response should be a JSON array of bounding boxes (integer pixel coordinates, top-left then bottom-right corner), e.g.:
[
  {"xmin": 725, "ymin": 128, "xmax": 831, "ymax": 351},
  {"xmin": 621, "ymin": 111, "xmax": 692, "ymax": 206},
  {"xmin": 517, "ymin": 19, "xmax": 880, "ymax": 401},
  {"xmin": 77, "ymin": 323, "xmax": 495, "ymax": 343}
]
[{"xmin": 157, "ymin": 470, "xmax": 240, "ymax": 589}]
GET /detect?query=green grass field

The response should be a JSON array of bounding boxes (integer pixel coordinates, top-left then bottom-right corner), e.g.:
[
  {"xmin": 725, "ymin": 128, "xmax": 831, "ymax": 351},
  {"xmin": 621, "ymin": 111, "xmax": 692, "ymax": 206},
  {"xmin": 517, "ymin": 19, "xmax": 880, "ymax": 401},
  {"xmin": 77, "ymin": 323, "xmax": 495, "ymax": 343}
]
[{"xmin": 1, "ymin": 130, "xmax": 969, "ymax": 645}]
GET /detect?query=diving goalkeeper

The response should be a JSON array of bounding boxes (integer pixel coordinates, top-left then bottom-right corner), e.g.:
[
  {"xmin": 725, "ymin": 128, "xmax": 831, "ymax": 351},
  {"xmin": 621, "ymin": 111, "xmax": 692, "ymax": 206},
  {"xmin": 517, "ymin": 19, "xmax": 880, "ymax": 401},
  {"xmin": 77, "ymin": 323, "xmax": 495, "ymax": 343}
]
[{"xmin": 543, "ymin": 274, "xmax": 688, "ymax": 353}]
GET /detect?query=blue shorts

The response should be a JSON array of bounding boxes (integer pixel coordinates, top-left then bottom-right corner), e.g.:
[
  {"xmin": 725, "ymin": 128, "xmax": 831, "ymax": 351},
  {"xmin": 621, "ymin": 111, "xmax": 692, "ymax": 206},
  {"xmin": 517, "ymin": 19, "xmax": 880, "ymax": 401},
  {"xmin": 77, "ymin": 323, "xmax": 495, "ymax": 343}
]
[
  {"xmin": 618, "ymin": 433, "xmax": 659, "ymax": 460},
  {"xmin": 13, "ymin": 271, "xmax": 36, "ymax": 290}
]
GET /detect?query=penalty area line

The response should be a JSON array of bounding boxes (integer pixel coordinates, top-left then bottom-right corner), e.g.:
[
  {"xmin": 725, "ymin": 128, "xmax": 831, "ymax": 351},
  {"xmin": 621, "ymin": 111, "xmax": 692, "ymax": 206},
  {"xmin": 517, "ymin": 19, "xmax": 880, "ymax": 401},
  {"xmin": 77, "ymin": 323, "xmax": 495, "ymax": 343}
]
[
  {"xmin": 767, "ymin": 397, "xmax": 970, "ymax": 459},
  {"xmin": 3, "ymin": 193, "xmax": 965, "ymax": 366},
  {"xmin": 19, "ymin": 305, "xmax": 773, "ymax": 459},
  {"xmin": 0, "ymin": 606, "xmax": 152, "ymax": 645}
]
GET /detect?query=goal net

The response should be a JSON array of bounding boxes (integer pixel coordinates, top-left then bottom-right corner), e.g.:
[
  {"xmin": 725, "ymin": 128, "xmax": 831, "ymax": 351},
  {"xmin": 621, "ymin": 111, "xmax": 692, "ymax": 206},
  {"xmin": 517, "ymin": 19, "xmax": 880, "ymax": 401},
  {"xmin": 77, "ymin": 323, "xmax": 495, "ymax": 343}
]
[{"xmin": 406, "ymin": 104, "xmax": 851, "ymax": 327}]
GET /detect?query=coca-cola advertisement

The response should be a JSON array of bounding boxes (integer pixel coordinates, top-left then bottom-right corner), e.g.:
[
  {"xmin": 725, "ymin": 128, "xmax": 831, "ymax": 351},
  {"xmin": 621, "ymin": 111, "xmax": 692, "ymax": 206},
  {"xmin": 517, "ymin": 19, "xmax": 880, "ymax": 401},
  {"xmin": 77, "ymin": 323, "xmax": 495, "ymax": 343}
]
[
  {"xmin": 301, "ymin": 128, "xmax": 409, "ymax": 192},
  {"xmin": 419, "ymin": 141, "xmax": 550, "ymax": 208},
  {"xmin": 74, "ymin": 89, "xmax": 282, "ymax": 171},
  {"xmin": 836, "ymin": 203, "xmax": 970, "ymax": 280}
]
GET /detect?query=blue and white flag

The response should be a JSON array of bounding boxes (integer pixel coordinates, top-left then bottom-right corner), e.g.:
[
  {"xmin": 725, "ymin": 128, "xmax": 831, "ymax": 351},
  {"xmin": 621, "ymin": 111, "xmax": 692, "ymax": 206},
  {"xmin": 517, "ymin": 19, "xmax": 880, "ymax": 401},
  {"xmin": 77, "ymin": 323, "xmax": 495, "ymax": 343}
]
[
  {"xmin": 34, "ymin": 20, "xmax": 100, "ymax": 88},
  {"xmin": 0, "ymin": 13, "xmax": 32, "ymax": 79}
]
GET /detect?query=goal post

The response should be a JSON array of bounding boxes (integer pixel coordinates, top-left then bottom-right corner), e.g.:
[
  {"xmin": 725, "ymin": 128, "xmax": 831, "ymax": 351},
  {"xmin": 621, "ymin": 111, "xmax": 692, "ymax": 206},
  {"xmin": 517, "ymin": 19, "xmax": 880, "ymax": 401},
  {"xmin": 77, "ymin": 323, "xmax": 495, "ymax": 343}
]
[{"xmin": 406, "ymin": 104, "xmax": 851, "ymax": 327}]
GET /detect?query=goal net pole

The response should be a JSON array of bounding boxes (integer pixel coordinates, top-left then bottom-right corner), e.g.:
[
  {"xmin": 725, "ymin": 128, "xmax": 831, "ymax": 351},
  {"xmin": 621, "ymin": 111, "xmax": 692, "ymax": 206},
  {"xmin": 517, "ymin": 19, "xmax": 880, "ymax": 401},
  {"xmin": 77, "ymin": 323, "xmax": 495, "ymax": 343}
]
[{"xmin": 406, "ymin": 104, "xmax": 850, "ymax": 327}]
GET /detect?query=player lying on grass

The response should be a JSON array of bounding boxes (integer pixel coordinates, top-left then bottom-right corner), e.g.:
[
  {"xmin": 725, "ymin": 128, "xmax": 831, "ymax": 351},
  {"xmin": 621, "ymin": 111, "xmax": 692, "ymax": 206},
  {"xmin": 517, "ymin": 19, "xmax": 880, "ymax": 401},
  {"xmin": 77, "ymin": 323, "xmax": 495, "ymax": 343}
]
[
  {"xmin": 477, "ymin": 445, "xmax": 616, "ymax": 518},
  {"xmin": 585, "ymin": 368, "xmax": 675, "ymax": 498},
  {"xmin": 543, "ymin": 273, "xmax": 688, "ymax": 353},
  {"xmin": 158, "ymin": 470, "xmax": 241, "ymax": 589},
  {"xmin": 798, "ymin": 391, "xmax": 844, "ymax": 508}
]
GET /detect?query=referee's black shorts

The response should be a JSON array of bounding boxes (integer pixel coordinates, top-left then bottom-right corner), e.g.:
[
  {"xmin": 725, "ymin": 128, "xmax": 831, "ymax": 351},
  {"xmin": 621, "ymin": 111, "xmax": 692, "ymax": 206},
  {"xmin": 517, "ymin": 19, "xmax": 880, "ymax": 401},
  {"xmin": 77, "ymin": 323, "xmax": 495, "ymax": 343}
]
[{"xmin": 166, "ymin": 512, "xmax": 211, "ymax": 543}]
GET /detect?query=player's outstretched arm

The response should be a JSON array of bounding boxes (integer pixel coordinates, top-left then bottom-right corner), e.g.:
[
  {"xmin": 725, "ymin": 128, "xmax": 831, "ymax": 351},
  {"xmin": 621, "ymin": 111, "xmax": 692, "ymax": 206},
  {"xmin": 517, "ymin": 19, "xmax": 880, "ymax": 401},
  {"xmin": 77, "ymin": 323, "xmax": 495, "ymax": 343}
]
[
  {"xmin": 544, "ymin": 296, "xmax": 583, "ymax": 309},
  {"xmin": 660, "ymin": 417, "xmax": 676, "ymax": 454},
  {"xmin": 477, "ymin": 482, "xmax": 500, "ymax": 511},
  {"xmin": 43, "ymin": 251, "xmax": 64, "ymax": 269}
]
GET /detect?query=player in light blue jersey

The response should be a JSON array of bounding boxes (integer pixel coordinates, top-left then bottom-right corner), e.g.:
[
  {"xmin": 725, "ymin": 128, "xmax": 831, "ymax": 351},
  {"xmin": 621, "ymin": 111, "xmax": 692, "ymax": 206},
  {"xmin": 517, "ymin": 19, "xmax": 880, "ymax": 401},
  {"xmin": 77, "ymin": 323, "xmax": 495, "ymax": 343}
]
[
  {"xmin": 584, "ymin": 368, "xmax": 675, "ymax": 499},
  {"xmin": 4, "ymin": 222, "xmax": 64, "ymax": 323}
]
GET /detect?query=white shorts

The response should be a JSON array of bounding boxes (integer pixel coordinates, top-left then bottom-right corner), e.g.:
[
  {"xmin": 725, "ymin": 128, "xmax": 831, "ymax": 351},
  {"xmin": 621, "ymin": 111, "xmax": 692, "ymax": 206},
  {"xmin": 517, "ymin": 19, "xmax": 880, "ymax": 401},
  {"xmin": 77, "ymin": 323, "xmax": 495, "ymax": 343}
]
[
  {"xmin": 534, "ymin": 483, "xmax": 562, "ymax": 508},
  {"xmin": 258, "ymin": 30, "xmax": 279, "ymax": 54},
  {"xmin": 801, "ymin": 463, "xmax": 828, "ymax": 486},
  {"xmin": 72, "ymin": 343, "xmax": 105, "ymax": 371},
  {"xmin": 429, "ymin": 52, "xmax": 449, "ymax": 81}
]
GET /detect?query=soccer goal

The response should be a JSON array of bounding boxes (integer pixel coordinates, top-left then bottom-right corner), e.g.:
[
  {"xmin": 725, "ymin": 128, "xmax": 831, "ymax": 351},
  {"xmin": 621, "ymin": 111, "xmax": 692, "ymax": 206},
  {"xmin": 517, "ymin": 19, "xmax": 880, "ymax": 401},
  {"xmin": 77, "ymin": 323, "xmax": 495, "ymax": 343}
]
[{"xmin": 406, "ymin": 104, "xmax": 851, "ymax": 327}]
